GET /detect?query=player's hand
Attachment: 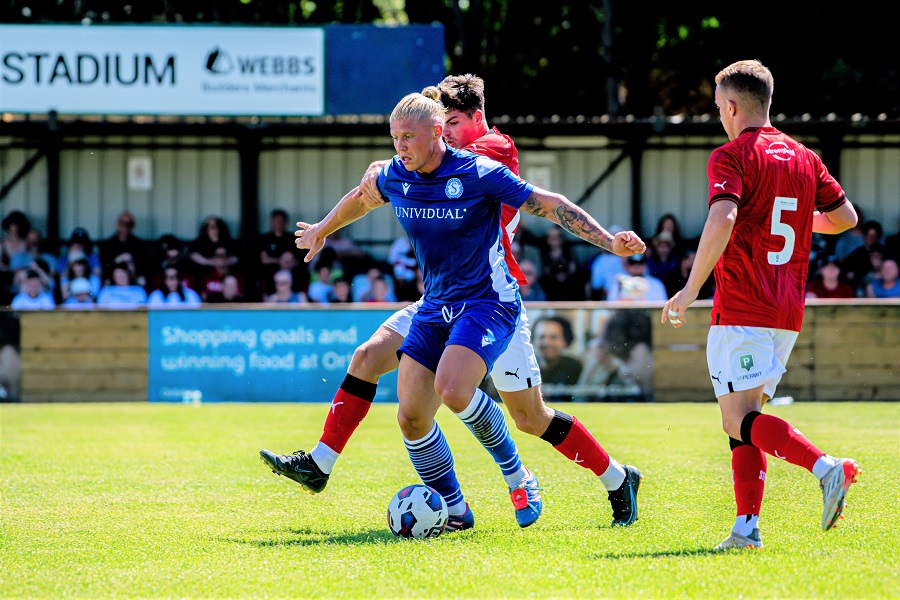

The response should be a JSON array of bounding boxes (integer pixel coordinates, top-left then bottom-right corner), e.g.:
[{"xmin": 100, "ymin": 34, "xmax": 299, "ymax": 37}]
[
  {"xmin": 609, "ymin": 231, "xmax": 647, "ymax": 256},
  {"xmin": 357, "ymin": 161, "xmax": 388, "ymax": 208},
  {"xmin": 355, "ymin": 184, "xmax": 387, "ymax": 209},
  {"xmin": 295, "ymin": 221, "xmax": 326, "ymax": 263},
  {"xmin": 661, "ymin": 288, "xmax": 698, "ymax": 328}
]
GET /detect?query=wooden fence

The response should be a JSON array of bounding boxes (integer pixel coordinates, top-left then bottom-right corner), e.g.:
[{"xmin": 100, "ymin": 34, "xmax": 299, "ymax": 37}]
[{"xmin": 10, "ymin": 301, "xmax": 900, "ymax": 403}]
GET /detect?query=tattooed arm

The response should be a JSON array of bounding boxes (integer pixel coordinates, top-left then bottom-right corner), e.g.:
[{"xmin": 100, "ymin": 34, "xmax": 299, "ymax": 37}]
[{"xmin": 520, "ymin": 187, "xmax": 646, "ymax": 257}]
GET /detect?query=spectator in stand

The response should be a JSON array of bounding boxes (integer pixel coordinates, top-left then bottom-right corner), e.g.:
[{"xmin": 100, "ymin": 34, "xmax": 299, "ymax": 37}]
[
  {"xmin": 602, "ymin": 309, "xmax": 653, "ymax": 401},
  {"xmin": 843, "ymin": 220, "xmax": 884, "ymax": 293},
  {"xmin": 15, "ymin": 256, "xmax": 55, "ymax": 301},
  {"xmin": 56, "ymin": 227, "xmax": 102, "ymax": 279},
  {"xmin": 653, "ymin": 213, "xmax": 688, "ymax": 252},
  {"xmin": 188, "ymin": 217, "xmax": 240, "ymax": 278},
  {"xmin": 663, "ymin": 248, "xmax": 715, "ymax": 299},
  {"xmin": 257, "ymin": 209, "xmax": 303, "ymax": 297},
  {"xmin": 199, "ymin": 246, "xmax": 244, "ymax": 303},
  {"xmin": 518, "ymin": 259, "xmax": 546, "ymax": 302},
  {"xmin": 261, "ymin": 250, "xmax": 310, "ymax": 298},
  {"xmin": 324, "ymin": 230, "xmax": 370, "ymax": 282},
  {"xmin": 265, "ymin": 269, "xmax": 307, "ymax": 304},
  {"xmin": 361, "ymin": 274, "xmax": 395, "ymax": 303},
  {"xmin": 806, "ymin": 255, "xmax": 854, "ymax": 299},
  {"xmin": 150, "ymin": 234, "xmax": 193, "ymax": 291},
  {"xmin": 833, "ymin": 205, "xmax": 866, "ymax": 261},
  {"xmin": 11, "ymin": 269, "xmax": 55, "ymax": 310},
  {"xmin": 147, "ymin": 266, "xmax": 202, "ymax": 308},
  {"xmin": 59, "ymin": 256, "xmax": 102, "ymax": 301},
  {"xmin": 17, "ymin": 229, "xmax": 58, "ymax": 278},
  {"xmin": 536, "ymin": 227, "xmax": 585, "ymax": 301},
  {"xmin": 110, "ymin": 253, "xmax": 146, "ymax": 289},
  {"xmin": 353, "ymin": 267, "xmax": 395, "ymax": 302},
  {"xmin": 96, "ymin": 265, "xmax": 147, "ymax": 308},
  {"xmin": 884, "ymin": 214, "xmax": 900, "ymax": 262},
  {"xmin": 307, "ymin": 261, "xmax": 335, "ymax": 304},
  {"xmin": 328, "ymin": 278, "xmax": 352, "ymax": 304},
  {"xmin": 1, "ymin": 212, "xmax": 30, "ymax": 286},
  {"xmin": 587, "ymin": 225, "xmax": 628, "ymax": 300},
  {"xmin": 861, "ymin": 244, "xmax": 886, "ymax": 292},
  {"xmin": 388, "ymin": 234, "xmax": 419, "ymax": 301},
  {"xmin": 5, "ymin": 227, "xmax": 56, "ymax": 303},
  {"xmin": 867, "ymin": 259, "xmax": 900, "ymax": 299},
  {"xmin": 646, "ymin": 230, "xmax": 680, "ymax": 282},
  {"xmin": 220, "ymin": 275, "xmax": 244, "ymax": 303},
  {"xmin": 533, "ymin": 314, "xmax": 583, "ymax": 402},
  {"xmin": 99, "ymin": 211, "xmax": 146, "ymax": 283},
  {"xmin": 606, "ymin": 254, "xmax": 668, "ymax": 302},
  {"xmin": 62, "ymin": 277, "xmax": 96, "ymax": 309}
]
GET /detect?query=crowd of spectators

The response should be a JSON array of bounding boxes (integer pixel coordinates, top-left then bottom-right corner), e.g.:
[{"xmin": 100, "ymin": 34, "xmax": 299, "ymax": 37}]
[{"xmin": 2, "ymin": 207, "xmax": 898, "ymax": 311}]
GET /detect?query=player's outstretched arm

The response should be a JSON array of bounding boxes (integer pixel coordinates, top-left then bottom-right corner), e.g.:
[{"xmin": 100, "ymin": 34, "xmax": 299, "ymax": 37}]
[
  {"xmin": 813, "ymin": 201, "xmax": 857, "ymax": 235},
  {"xmin": 295, "ymin": 186, "xmax": 379, "ymax": 264},
  {"xmin": 662, "ymin": 199, "xmax": 736, "ymax": 327},
  {"xmin": 520, "ymin": 187, "xmax": 646, "ymax": 257}
]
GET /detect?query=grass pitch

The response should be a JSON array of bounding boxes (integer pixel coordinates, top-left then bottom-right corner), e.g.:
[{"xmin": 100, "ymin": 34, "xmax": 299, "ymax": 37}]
[{"xmin": 2, "ymin": 401, "xmax": 898, "ymax": 598}]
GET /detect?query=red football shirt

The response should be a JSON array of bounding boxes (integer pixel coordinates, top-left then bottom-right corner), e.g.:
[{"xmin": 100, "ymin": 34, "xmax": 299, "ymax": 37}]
[
  {"xmin": 706, "ymin": 127, "xmax": 846, "ymax": 331},
  {"xmin": 464, "ymin": 127, "xmax": 528, "ymax": 286}
]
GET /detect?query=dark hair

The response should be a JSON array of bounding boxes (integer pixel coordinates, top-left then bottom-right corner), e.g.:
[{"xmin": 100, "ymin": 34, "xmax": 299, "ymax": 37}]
[
  {"xmin": 2, "ymin": 210, "xmax": 31, "ymax": 236},
  {"xmin": 270, "ymin": 208, "xmax": 288, "ymax": 221},
  {"xmin": 161, "ymin": 266, "xmax": 187, "ymax": 302},
  {"xmin": 158, "ymin": 234, "xmax": 183, "ymax": 253},
  {"xmin": 68, "ymin": 227, "xmax": 94, "ymax": 254},
  {"xmin": 437, "ymin": 74, "xmax": 486, "ymax": 116},
  {"xmin": 197, "ymin": 217, "xmax": 234, "ymax": 243},
  {"xmin": 653, "ymin": 213, "xmax": 684, "ymax": 246},
  {"xmin": 861, "ymin": 220, "xmax": 883, "ymax": 239},
  {"xmin": 65, "ymin": 257, "xmax": 90, "ymax": 279},
  {"xmin": 603, "ymin": 310, "xmax": 651, "ymax": 360},
  {"xmin": 536, "ymin": 315, "xmax": 574, "ymax": 346}
]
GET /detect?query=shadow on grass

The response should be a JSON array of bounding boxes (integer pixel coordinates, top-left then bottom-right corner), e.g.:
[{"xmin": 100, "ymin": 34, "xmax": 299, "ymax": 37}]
[
  {"xmin": 589, "ymin": 547, "xmax": 720, "ymax": 559},
  {"xmin": 227, "ymin": 527, "xmax": 403, "ymax": 547}
]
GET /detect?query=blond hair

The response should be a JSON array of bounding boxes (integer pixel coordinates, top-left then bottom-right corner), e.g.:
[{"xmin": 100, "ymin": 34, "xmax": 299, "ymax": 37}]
[
  {"xmin": 715, "ymin": 60, "xmax": 774, "ymax": 112},
  {"xmin": 389, "ymin": 87, "xmax": 445, "ymax": 124}
]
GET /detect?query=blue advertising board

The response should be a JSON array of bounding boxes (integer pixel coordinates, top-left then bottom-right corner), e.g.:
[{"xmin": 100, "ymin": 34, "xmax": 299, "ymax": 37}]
[
  {"xmin": 148, "ymin": 309, "xmax": 398, "ymax": 403},
  {"xmin": 325, "ymin": 24, "xmax": 445, "ymax": 115}
]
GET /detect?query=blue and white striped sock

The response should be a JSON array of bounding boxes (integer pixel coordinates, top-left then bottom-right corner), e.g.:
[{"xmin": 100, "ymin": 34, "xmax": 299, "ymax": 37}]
[
  {"xmin": 456, "ymin": 389, "xmax": 527, "ymax": 488},
  {"xmin": 404, "ymin": 422, "xmax": 465, "ymax": 512}
]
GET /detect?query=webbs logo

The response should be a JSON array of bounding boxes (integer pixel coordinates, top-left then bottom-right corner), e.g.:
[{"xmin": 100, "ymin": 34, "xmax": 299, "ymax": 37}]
[{"xmin": 203, "ymin": 47, "xmax": 316, "ymax": 77}]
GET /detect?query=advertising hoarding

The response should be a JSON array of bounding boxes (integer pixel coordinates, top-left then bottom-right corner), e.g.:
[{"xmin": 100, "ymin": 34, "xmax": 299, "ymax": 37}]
[{"xmin": 0, "ymin": 25, "xmax": 325, "ymax": 115}]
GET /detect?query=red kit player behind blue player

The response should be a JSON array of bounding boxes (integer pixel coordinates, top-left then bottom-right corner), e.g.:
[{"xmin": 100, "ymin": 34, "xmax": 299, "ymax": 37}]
[{"xmin": 262, "ymin": 75, "xmax": 646, "ymax": 530}]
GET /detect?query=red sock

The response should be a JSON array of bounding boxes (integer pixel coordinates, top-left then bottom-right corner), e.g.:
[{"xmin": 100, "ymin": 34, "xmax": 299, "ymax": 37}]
[
  {"xmin": 732, "ymin": 444, "xmax": 767, "ymax": 515},
  {"xmin": 553, "ymin": 417, "xmax": 611, "ymax": 476},
  {"xmin": 319, "ymin": 375, "xmax": 376, "ymax": 454},
  {"xmin": 747, "ymin": 413, "xmax": 823, "ymax": 472}
]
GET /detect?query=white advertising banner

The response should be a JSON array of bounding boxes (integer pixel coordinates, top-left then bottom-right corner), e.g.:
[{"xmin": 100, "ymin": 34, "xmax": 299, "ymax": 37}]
[{"xmin": 0, "ymin": 25, "xmax": 325, "ymax": 116}]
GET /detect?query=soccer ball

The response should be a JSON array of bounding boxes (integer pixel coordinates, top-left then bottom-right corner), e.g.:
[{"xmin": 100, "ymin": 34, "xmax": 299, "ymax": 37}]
[{"xmin": 387, "ymin": 484, "xmax": 448, "ymax": 539}]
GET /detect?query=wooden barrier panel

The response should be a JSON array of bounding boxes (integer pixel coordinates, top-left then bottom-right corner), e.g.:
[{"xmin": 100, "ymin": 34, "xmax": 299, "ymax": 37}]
[
  {"xmin": 652, "ymin": 301, "xmax": 900, "ymax": 402},
  {"xmin": 19, "ymin": 310, "xmax": 148, "ymax": 403},
  {"xmin": 10, "ymin": 301, "xmax": 900, "ymax": 402}
]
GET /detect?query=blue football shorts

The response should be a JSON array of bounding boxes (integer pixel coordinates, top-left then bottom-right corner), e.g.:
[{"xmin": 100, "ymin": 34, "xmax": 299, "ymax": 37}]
[{"xmin": 399, "ymin": 298, "xmax": 520, "ymax": 375}]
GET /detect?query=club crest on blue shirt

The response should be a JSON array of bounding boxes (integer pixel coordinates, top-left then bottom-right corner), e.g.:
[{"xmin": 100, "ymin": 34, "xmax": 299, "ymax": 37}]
[{"xmin": 445, "ymin": 178, "xmax": 463, "ymax": 198}]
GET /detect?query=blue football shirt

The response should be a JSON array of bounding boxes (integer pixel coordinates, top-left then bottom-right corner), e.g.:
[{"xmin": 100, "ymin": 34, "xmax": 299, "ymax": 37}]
[{"xmin": 377, "ymin": 146, "xmax": 534, "ymax": 304}]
